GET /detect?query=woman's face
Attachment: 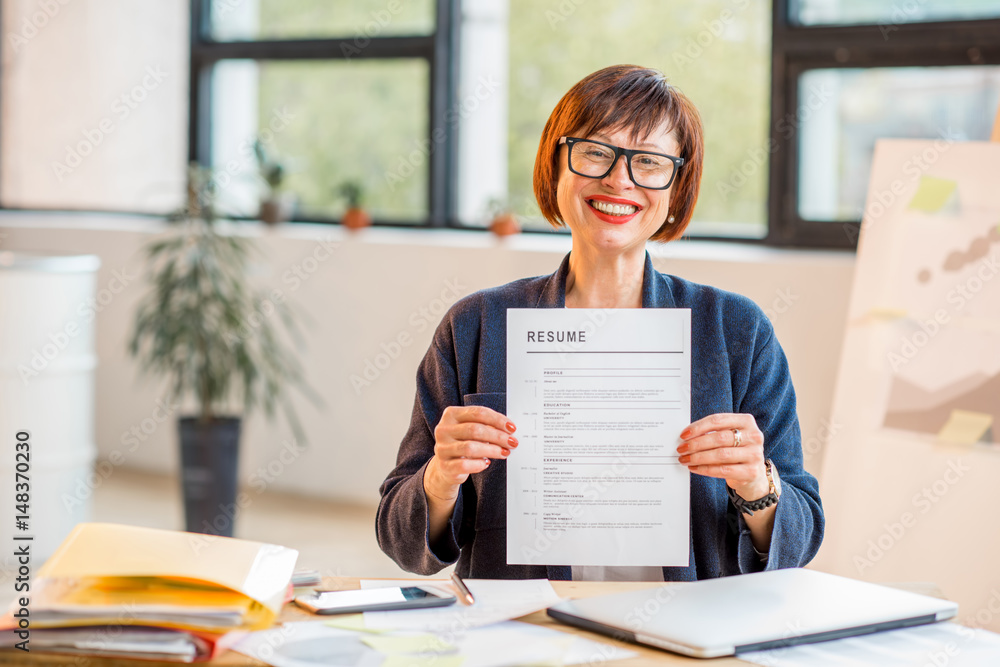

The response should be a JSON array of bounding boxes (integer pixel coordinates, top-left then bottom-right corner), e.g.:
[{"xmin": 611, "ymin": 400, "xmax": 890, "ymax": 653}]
[{"xmin": 556, "ymin": 122, "xmax": 679, "ymax": 257}]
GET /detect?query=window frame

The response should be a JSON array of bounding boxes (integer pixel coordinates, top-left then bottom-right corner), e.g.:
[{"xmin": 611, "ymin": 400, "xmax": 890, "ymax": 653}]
[
  {"xmin": 188, "ymin": 0, "xmax": 460, "ymax": 228},
  {"xmin": 767, "ymin": 0, "xmax": 1000, "ymax": 248}
]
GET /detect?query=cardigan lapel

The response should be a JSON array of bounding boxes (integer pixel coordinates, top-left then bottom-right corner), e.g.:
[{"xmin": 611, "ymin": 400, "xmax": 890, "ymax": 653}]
[
  {"xmin": 533, "ymin": 253, "xmax": 570, "ymax": 308},
  {"xmin": 642, "ymin": 251, "xmax": 677, "ymax": 309}
]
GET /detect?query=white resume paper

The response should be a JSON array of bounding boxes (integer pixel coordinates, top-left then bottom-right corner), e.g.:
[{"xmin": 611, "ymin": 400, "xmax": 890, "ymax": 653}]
[{"xmin": 506, "ymin": 308, "xmax": 691, "ymax": 567}]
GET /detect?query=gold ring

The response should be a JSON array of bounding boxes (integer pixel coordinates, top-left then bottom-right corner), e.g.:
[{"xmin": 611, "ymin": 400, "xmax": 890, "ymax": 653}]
[{"xmin": 732, "ymin": 428, "xmax": 742, "ymax": 447}]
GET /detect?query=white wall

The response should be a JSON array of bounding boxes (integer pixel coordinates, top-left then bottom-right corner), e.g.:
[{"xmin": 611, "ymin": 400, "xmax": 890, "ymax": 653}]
[
  {"xmin": 0, "ymin": 213, "xmax": 855, "ymax": 506},
  {"xmin": 0, "ymin": 0, "xmax": 188, "ymax": 212}
]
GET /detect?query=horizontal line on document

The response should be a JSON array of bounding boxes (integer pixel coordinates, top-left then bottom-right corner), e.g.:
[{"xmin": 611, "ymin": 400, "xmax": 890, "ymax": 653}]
[
  {"xmin": 541, "ymin": 462, "xmax": 680, "ymax": 465},
  {"xmin": 543, "ymin": 400, "xmax": 681, "ymax": 402},
  {"xmin": 546, "ymin": 375, "xmax": 680, "ymax": 378},
  {"xmin": 544, "ymin": 368, "xmax": 680, "ymax": 371},
  {"xmin": 546, "ymin": 408, "xmax": 679, "ymax": 410},
  {"xmin": 550, "ymin": 456, "xmax": 681, "ymax": 459},
  {"xmin": 527, "ymin": 351, "xmax": 683, "ymax": 354}
]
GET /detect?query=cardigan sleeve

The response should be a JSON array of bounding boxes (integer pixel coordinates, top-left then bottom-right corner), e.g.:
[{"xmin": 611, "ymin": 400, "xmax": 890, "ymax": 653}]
[
  {"xmin": 375, "ymin": 325, "xmax": 466, "ymax": 575},
  {"xmin": 733, "ymin": 327, "xmax": 825, "ymax": 573}
]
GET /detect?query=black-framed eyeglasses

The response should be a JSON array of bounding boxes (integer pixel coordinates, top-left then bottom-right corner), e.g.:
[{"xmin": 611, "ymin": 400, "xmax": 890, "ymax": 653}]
[{"xmin": 558, "ymin": 136, "xmax": 684, "ymax": 190}]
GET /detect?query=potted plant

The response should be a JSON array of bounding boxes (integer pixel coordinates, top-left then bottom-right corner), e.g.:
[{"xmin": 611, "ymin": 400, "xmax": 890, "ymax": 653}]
[
  {"xmin": 129, "ymin": 164, "xmax": 313, "ymax": 537},
  {"xmin": 337, "ymin": 181, "xmax": 371, "ymax": 230},
  {"xmin": 254, "ymin": 139, "xmax": 295, "ymax": 225},
  {"xmin": 486, "ymin": 197, "xmax": 521, "ymax": 237}
]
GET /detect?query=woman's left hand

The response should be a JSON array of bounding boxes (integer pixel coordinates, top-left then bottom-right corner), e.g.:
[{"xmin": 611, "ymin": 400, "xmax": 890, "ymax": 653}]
[{"xmin": 677, "ymin": 413, "xmax": 769, "ymax": 500}]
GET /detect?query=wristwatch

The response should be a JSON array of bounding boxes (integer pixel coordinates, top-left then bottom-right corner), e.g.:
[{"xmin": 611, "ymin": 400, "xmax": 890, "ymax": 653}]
[{"xmin": 727, "ymin": 459, "xmax": 781, "ymax": 516}]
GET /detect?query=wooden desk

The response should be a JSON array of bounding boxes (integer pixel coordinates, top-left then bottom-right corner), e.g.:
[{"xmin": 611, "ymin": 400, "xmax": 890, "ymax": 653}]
[{"xmin": 3, "ymin": 578, "xmax": 942, "ymax": 666}]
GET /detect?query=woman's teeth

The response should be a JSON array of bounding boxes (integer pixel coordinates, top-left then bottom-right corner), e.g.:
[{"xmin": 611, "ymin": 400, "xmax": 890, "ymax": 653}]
[{"xmin": 589, "ymin": 200, "xmax": 637, "ymax": 216}]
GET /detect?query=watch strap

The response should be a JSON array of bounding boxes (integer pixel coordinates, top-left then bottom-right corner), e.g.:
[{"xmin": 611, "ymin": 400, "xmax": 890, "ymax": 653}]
[{"xmin": 727, "ymin": 459, "xmax": 779, "ymax": 516}]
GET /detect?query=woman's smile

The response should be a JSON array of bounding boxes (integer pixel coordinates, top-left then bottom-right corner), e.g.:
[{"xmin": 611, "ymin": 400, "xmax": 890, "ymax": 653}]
[{"xmin": 585, "ymin": 194, "xmax": 642, "ymax": 224}]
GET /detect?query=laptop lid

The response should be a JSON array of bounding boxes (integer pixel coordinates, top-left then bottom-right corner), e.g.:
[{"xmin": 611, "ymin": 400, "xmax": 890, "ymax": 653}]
[{"xmin": 546, "ymin": 568, "xmax": 958, "ymax": 658}]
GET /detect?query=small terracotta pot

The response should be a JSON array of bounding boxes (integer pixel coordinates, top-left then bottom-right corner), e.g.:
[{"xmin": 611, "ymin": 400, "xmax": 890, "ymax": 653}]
[
  {"xmin": 489, "ymin": 213, "xmax": 521, "ymax": 237},
  {"xmin": 343, "ymin": 207, "xmax": 372, "ymax": 230}
]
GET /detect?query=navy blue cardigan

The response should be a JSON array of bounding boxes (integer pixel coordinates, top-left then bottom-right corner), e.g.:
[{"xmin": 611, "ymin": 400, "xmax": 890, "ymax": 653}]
[{"xmin": 377, "ymin": 252, "xmax": 824, "ymax": 580}]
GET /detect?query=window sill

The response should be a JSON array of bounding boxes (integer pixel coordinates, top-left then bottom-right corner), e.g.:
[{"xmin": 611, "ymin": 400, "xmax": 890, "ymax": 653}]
[{"xmin": 0, "ymin": 210, "xmax": 855, "ymax": 267}]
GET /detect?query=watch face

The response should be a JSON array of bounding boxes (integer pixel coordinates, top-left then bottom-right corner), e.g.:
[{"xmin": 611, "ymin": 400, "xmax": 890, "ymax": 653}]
[{"xmin": 769, "ymin": 460, "xmax": 782, "ymax": 497}]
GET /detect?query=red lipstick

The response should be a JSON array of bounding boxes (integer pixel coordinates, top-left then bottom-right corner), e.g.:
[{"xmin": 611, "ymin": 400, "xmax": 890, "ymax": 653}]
[{"xmin": 585, "ymin": 195, "xmax": 642, "ymax": 225}]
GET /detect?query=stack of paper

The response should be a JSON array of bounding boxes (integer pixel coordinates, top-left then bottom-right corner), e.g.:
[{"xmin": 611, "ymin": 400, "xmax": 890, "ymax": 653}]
[
  {"xmin": 360, "ymin": 578, "xmax": 563, "ymax": 632},
  {"xmin": 234, "ymin": 579, "xmax": 636, "ymax": 667},
  {"xmin": 236, "ymin": 620, "xmax": 636, "ymax": 667},
  {"xmin": 1, "ymin": 523, "xmax": 298, "ymax": 662}
]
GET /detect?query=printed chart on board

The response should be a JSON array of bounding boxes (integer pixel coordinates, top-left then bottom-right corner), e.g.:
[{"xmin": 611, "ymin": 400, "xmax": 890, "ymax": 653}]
[{"xmin": 843, "ymin": 139, "xmax": 1000, "ymax": 447}]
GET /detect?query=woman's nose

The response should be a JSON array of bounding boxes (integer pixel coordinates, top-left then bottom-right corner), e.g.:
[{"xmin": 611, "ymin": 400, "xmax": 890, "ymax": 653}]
[{"xmin": 602, "ymin": 154, "xmax": 634, "ymax": 189}]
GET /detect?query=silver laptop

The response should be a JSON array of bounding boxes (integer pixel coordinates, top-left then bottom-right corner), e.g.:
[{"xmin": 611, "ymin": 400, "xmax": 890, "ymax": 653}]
[{"xmin": 546, "ymin": 568, "xmax": 957, "ymax": 658}]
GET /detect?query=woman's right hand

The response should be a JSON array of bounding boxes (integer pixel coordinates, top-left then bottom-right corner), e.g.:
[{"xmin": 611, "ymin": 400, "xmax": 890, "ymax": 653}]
[{"xmin": 424, "ymin": 406, "xmax": 518, "ymax": 502}]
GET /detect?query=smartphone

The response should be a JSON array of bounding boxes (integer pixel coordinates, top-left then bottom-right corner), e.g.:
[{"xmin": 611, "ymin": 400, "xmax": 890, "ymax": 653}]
[{"xmin": 294, "ymin": 586, "xmax": 457, "ymax": 615}]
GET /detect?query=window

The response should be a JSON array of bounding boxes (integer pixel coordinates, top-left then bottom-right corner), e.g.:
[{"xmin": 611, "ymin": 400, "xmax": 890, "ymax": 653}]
[
  {"xmin": 769, "ymin": 0, "xmax": 1000, "ymax": 247},
  {"xmin": 4, "ymin": 1, "xmax": 996, "ymax": 247},
  {"xmin": 194, "ymin": 1, "xmax": 1000, "ymax": 248},
  {"xmin": 189, "ymin": 0, "xmax": 457, "ymax": 226},
  {"xmin": 194, "ymin": 0, "xmax": 777, "ymax": 235}
]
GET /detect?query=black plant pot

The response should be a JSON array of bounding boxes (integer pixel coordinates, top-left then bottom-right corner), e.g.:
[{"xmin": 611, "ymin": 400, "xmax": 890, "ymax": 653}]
[{"xmin": 178, "ymin": 417, "xmax": 241, "ymax": 537}]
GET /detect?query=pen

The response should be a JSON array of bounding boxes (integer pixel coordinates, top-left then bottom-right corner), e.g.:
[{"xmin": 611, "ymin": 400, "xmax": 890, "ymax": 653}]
[{"xmin": 450, "ymin": 572, "xmax": 475, "ymax": 605}]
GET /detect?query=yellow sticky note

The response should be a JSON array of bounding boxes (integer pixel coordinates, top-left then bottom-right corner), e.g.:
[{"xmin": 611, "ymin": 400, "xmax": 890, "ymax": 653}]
[
  {"xmin": 937, "ymin": 410, "xmax": 993, "ymax": 444},
  {"xmin": 908, "ymin": 176, "xmax": 957, "ymax": 213},
  {"xmin": 325, "ymin": 614, "xmax": 385, "ymax": 634},
  {"xmin": 361, "ymin": 634, "xmax": 455, "ymax": 655},
  {"xmin": 381, "ymin": 655, "xmax": 464, "ymax": 667},
  {"xmin": 867, "ymin": 307, "xmax": 908, "ymax": 320}
]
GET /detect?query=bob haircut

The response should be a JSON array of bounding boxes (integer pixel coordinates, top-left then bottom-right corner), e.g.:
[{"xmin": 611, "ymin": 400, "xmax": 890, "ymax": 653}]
[{"xmin": 533, "ymin": 65, "xmax": 704, "ymax": 243}]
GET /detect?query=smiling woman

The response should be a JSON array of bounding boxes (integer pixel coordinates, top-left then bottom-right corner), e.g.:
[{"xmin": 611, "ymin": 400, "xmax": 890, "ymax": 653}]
[{"xmin": 376, "ymin": 65, "xmax": 824, "ymax": 582}]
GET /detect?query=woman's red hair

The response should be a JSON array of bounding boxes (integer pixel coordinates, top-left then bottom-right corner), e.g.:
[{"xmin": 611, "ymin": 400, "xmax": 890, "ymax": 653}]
[{"xmin": 533, "ymin": 65, "xmax": 704, "ymax": 242}]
